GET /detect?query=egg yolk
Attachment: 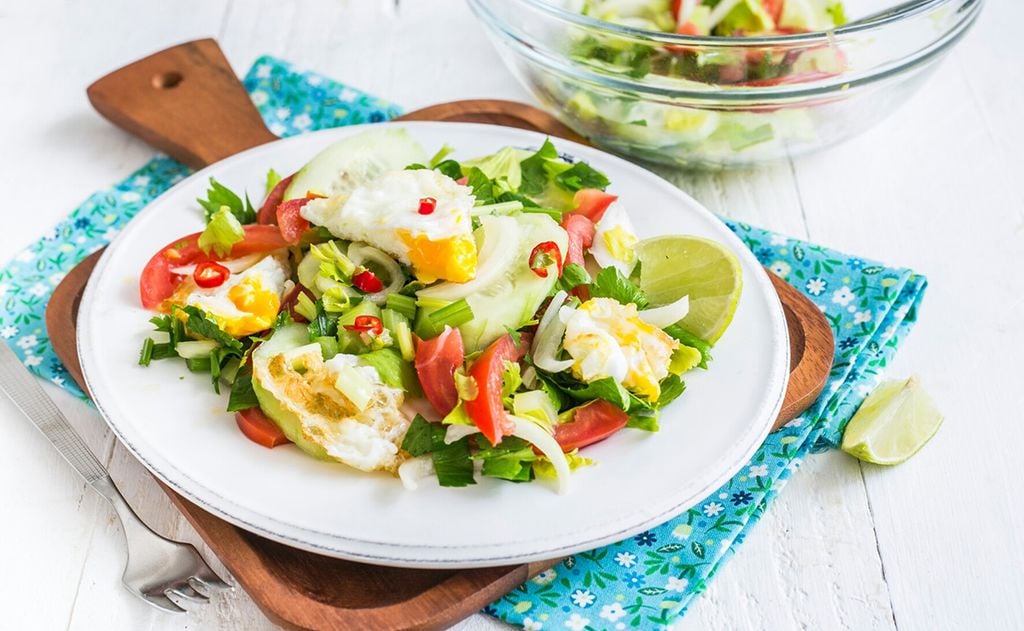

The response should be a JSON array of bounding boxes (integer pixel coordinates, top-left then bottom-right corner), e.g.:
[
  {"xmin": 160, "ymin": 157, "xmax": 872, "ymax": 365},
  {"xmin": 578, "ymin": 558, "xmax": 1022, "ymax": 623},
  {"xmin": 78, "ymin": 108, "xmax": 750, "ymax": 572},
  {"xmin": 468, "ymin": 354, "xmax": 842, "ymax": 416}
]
[
  {"xmin": 398, "ymin": 230, "xmax": 477, "ymax": 284},
  {"xmin": 602, "ymin": 225, "xmax": 639, "ymax": 263},
  {"xmin": 221, "ymin": 278, "xmax": 280, "ymax": 337}
]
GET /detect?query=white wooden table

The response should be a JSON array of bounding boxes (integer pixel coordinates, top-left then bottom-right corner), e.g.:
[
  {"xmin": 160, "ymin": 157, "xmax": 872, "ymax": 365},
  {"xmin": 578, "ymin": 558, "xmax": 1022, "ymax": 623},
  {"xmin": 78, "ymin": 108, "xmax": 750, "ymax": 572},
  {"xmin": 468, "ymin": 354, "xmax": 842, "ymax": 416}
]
[{"xmin": 2, "ymin": 0, "xmax": 1021, "ymax": 629}]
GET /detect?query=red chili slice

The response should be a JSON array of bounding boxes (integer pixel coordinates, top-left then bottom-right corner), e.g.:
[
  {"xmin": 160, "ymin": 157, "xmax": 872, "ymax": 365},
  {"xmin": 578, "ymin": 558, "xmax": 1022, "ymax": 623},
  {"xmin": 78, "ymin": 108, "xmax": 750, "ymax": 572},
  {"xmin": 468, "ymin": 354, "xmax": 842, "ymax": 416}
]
[
  {"xmin": 352, "ymin": 269, "xmax": 384, "ymax": 293},
  {"xmin": 418, "ymin": 197, "xmax": 437, "ymax": 215},
  {"xmin": 528, "ymin": 241, "xmax": 563, "ymax": 278},
  {"xmin": 193, "ymin": 261, "xmax": 230, "ymax": 288},
  {"xmin": 344, "ymin": 315, "xmax": 384, "ymax": 336},
  {"xmin": 257, "ymin": 174, "xmax": 294, "ymax": 225}
]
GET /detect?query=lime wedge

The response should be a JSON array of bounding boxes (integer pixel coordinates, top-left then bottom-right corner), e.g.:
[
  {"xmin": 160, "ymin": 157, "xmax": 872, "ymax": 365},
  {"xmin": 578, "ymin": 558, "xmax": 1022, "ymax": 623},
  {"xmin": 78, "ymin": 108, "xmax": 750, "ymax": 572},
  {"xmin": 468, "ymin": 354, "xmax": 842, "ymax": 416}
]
[
  {"xmin": 636, "ymin": 235, "xmax": 742, "ymax": 344},
  {"xmin": 841, "ymin": 377, "xmax": 943, "ymax": 465}
]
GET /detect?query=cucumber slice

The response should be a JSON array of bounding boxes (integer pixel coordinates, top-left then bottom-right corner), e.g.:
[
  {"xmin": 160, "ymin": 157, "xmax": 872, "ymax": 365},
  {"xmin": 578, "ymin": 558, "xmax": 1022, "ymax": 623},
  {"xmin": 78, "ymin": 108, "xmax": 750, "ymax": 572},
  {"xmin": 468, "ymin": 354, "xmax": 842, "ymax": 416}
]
[
  {"xmin": 417, "ymin": 214, "xmax": 568, "ymax": 352},
  {"xmin": 283, "ymin": 128, "xmax": 427, "ymax": 201}
]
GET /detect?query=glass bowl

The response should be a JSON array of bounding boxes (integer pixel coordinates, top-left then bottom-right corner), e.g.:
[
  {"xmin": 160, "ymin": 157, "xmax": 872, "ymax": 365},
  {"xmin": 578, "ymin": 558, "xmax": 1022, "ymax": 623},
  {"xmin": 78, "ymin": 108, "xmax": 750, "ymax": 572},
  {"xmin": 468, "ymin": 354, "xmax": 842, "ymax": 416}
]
[{"xmin": 468, "ymin": 0, "xmax": 983, "ymax": 169}]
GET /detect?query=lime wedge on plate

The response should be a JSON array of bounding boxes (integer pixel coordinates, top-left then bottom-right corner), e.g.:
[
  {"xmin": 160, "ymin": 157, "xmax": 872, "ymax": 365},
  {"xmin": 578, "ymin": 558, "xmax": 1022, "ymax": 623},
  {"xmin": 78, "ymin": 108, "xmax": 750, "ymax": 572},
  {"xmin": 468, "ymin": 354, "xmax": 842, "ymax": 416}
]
[
  {"xmin": 636, "ymin": 235, "xmax": 743, "ymax": 344},
  {"xmin": 841, "ymin": 377, "xmax": 943, "ymax": 465}
]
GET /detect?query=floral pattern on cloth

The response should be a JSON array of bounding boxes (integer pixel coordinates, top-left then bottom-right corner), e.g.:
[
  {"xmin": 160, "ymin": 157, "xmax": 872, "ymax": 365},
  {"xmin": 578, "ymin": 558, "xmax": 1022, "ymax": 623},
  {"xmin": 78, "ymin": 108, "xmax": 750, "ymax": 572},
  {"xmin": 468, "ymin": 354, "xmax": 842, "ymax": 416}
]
[
  {"xmin": 0, "ymin": 55, "xmax": 927, "ymax": 631},
  {"xmin": 0, "ymin": 56, "xmax": 401, "ymax": 399}
]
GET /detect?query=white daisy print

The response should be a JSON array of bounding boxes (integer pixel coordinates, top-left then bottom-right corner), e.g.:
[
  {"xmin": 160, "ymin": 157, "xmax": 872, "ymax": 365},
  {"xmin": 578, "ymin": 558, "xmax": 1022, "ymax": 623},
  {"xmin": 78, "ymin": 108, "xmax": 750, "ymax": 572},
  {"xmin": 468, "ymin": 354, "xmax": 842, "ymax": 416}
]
[
  {"xmin": 570, "ymin": 589, "xmax": 595, "ymax": 608},
  {"xmin": 600, "ymin": 603, "xmax": 626, "ymax": 622},
  {"xmin": 339, "ymin": 87, "xmax": 359, "ymax": 102},
  {"xmin": 16, "ymin": 335, "xmax": 38, "ymax": 350},
  {"xmin": 531, "ymin": 569, "xmax": 557, "ymax": 585},
  {"xmin": 564, "ymin": 613, "xmax": 590, "ymax": 631},
  {"xmin": 24, "ymin": 355, "xmax": 43, "ymax": 368},
  {"xmin": 269, "ymin": 122, "xmax": 287, "ymax": 136},
  {"xmin": 523, "ymin": 618, "xmax": 543, "ymax": 631},
  {"xmin": 748, "ymin": 464, "xmax": 769, "ymax": 477},
  {"xmin": 1, "ymin": 326, "xmax": 17, "ymax": 338},
  {"xmin": 120, "ymin": 191, "xmax": 141, "ymax": 203},
  {"xmin": 769, "ymin": 261, "xmax": 791, "ymax": 278},
  {"xmin": 703, "ymin": 502, "xmax": 724, "ymax": 517},
  {"xmin": 274, "ymin": 107, "xmax": 291, "ymax": 120},
  {"xmin": 666, "ymin": 576, "xmax": 688, "ymax": 592},
  {"xmin": 255, "ymin": 64, "xmax": 272, "ymax": 78},
  {"xmin": 671, "ymin": 524, "xmax": 692, "ymax": 540},
  {"xmin": 250, "ymin": 90, "xmax": 269, "ymax": 107},
  {"xmin": 132, "ymin": 175, "xmax": 150, "ymax": 187},
  {"xmin": 832, "ymin": 286, "xmax": 855, "ymax": 306},
  {"xmin": 614, "ymin": 551, "xmax": 637, "ymax": 567},
  {"xmin": 307, "ymin": 74, "xmax": 323, "ymax": 86},
  {"xmin": 51, "ymin": 376, "xmax": 65, "ymax": 387},
  {"xmin": 292, "ymin": 113, "xmax": 313, "ymax": 130},
  {"xmin": 805, "ymin": 277, "xmax": 826, "ymax": 296}
]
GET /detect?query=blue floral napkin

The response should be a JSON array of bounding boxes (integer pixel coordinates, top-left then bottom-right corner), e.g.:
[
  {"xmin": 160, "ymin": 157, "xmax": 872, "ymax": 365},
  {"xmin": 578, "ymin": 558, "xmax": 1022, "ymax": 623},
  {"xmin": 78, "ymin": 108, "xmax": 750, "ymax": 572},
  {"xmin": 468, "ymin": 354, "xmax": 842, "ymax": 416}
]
[{"xmin": 0, "ymin": 56, "xmax": 926, "ymax": 630}]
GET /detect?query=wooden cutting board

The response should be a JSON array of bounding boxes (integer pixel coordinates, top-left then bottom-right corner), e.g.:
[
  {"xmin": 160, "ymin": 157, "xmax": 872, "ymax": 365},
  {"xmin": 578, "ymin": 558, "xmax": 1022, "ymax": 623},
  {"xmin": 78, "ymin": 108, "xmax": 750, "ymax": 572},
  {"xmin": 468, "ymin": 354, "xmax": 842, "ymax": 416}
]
[{"xmin": 45, "ymin": 39, "xmax": 833, "ymax": 631}]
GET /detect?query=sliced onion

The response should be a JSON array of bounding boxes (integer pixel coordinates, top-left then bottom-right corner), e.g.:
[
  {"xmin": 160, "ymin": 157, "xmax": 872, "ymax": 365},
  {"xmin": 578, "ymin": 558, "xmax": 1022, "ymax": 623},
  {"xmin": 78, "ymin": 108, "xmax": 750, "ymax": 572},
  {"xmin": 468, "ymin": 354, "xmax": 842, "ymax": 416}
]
[
  {"xmin": 170, "ymin": 252, "xmax": 264, "ymax": 276},
  {"xmin": 532, "ymin": 290, "xmax": 575, "ymax": 373},
  {"xmin": 444, "ymin": 424, "xmax": 480, "ymax": 445},
  {"xmin": 417, "ymin": 215, "xmax": 520, "ymax": 302},
  {"xmin": 639, "ymin": 295, "xmax": 690, "ymax": 328},
  {"xmin": 347, "ymin": 243, "xmax": 404, "ymax": 304},
  {"xmin": 510, "ymin": 415, "xmax": 570, "ymax": 495},
  {"xmin": 398, "ymin": 455, "xmax": 434, "ymax": 491}
]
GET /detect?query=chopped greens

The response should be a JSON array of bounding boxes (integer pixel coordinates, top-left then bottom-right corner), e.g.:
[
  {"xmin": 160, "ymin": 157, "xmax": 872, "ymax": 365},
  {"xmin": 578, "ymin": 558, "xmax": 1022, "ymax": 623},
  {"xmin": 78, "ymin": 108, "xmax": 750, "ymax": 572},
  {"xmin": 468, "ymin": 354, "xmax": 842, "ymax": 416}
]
[{"xmin": 197, "ymin": 177, "xmax": 256, "ymax": 224}]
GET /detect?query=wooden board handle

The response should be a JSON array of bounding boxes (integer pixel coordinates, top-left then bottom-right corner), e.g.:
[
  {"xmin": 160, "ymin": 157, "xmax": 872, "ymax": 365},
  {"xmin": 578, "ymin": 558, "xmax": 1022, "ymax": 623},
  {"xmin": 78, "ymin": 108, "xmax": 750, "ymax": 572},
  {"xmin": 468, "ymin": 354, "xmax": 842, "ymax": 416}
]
[{"xmin": 86, "ymin": 39, "xmax": 277, "ymax": 169}]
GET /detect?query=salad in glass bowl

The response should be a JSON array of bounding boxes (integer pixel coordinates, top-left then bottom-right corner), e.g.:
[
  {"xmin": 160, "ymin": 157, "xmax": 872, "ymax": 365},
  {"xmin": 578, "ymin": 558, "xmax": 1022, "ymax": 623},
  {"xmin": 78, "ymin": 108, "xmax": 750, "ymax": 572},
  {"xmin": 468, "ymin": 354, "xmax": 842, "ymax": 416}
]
[
  {"xmin": 470, "ymin": 0, "xmax": 981, "ymax": 167},
  {"xmin": 135, "ymin": 128, "xmax": 741, "ymax": 493}
]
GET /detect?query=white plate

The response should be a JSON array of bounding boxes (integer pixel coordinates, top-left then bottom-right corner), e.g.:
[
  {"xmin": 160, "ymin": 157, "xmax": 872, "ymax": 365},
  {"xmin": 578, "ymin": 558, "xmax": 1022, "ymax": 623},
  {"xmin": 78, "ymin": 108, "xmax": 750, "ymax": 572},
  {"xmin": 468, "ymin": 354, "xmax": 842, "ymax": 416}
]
[{"xmin": 78, "ymin": 122, "xmax": 789, "ymax": 568}]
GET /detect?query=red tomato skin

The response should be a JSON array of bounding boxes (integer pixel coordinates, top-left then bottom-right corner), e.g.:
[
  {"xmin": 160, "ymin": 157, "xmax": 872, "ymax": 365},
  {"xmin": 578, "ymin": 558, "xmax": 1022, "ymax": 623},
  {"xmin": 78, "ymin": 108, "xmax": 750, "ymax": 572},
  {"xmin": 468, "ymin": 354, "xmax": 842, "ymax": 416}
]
[
  {"xmin": 553, "ymin": 399, "xmax": 629, "ymax": 452},
  {"xmin": 463, "ymin": 334, "xmax": 518, "ymax": 445},
  {"xmin": 235, "ymin": 408, "xmax": 290, "ymax": 448},
  {"xmin": 571, "ymin": 189, "xmax": 618, "ymax": 223},
  {"xmin": 561, "ymin": 214, "xmax": 596, "ymax": 269},
  {"xmin": 761, "ymin": 0, "xmax": 784, "ymax": 22},
  {"xmin": 139, "ymin": 225, "xmax": 289, "ymax": 309},
  {"xmin": 257, "ymin": 174, "xmax": 294, "ymax": 224},
  {"xmin": 414, "ymin": 326, "xmax": 465, "ymax": 417},
  {"xmin": 276, "ymin": 198, "xmax": 312, "ymax": 245}
]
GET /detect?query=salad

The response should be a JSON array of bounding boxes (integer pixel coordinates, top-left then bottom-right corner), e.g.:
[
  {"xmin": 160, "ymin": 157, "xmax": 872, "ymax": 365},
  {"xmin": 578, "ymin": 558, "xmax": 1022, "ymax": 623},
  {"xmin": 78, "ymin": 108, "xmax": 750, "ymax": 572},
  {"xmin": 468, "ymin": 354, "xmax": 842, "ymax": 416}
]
[
  {"xmin": 136, "ymin": 128, "xmax": 740, "ymax": 493},
  {"xmin": 537, "ymin": 0, "xmax": 849, "ymax": 165}
]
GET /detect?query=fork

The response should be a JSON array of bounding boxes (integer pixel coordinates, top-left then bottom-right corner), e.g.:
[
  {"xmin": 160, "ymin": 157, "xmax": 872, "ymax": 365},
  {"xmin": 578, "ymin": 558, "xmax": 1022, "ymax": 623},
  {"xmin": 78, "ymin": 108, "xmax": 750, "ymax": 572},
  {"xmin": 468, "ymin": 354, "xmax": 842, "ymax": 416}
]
[{"xmin": 0, "ymin": 342, "xmax": 231, "ymax": 613}]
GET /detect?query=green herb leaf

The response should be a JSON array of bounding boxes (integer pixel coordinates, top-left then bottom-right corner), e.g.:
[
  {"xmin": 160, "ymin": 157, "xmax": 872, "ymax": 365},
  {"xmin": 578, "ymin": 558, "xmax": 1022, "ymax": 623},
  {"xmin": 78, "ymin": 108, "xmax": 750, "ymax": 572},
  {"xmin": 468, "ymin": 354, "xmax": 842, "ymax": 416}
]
[
  {"xmin": 590, "ymin": 266, "xmax": 649, "ymax": 309},
  {"xmin": 656, "ymin": 374, "xmax": 686, "ymax": 408},
  {"xmin": 401, "ymin": 415, "xmax": 435, "ymax": 457},
  {"xmin": 557, "ymin": 263, "xmax": 592, "ymax": 293},
  {"xmin": 554, "ymin": 161, "xmax": 610, "ymax": 192},
  {"xmin": 359, "ymin": 348, "xmax": 419, "ymax": 395},
  {"xmin": 547, "ymin": 374, "xmax": 631, "ymax": 411},
  {"xmin": 197, "ymin": 177, "xmax": 255, "ymax": 224},
  {"xmin": 307, "ymin": 299, "xmax": 338, "ymax": 339},
  {"xmin": 473, "ymin": 435, "xmax": 536, "ymax": 482},
  {"xmin": 465, "ymin": 167, "xmax": 495, "ymax": 205},
  {"xmin": 180, "ymin": 306, "xmax": 244, "ymax": 353},
  {"xmin": 519, "ymin": 139, "xmax": 559, "ymax": 195},
  {"xmin": 226, "ymin": 369, "xmax": 260, "ymax": 412},
  {"xmin": 626, "ymin": 409, "xmax": 660, "ymax": 432},
  {"xmin": 433, "ymin": 435, "xmax": 476, "ymax": 487},
  {"xmin": 434, "ymin": 159, "xmax": 464, "ymax": 181}
]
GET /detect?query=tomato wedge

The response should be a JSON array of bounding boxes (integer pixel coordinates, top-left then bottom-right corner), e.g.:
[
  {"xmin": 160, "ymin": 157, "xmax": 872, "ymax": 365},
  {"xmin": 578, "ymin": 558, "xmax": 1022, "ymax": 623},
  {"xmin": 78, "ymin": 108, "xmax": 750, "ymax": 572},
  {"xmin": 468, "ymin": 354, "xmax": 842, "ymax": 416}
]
[
  {"xmin": 257, "ymin": 174, "xmax": 294, "ymax": 224},
  {"xmin": 139, "ymin": 225, "xmax": 290, "ymax": 309},
  {"xmin": 276, "ymin": 197, "xmax": 312, "ymax": 245},
  {"xmin": 570, "ymin": 189, "xmax": 618, "ymax": 223},
  {"xmin": 414, "ymin": 326, "xmax": 465, "ymax": 417},
  {"xmin": 561, "ymin": 213, "xmax": 596, "ymax": 269},
  {"xmin": 553, "ymin": 400, "xmax": 629, "ymax": 452},
  {"xmin": 463, "ymin": 334, "xmax": 518, "ymax": 445},
  {"xmin": 235, "ymin": 408, "xmax": 290, "ymax": 448},
  {"xmin": 279, "ymin": 284, "xmax": 316, "ymax": 323}
]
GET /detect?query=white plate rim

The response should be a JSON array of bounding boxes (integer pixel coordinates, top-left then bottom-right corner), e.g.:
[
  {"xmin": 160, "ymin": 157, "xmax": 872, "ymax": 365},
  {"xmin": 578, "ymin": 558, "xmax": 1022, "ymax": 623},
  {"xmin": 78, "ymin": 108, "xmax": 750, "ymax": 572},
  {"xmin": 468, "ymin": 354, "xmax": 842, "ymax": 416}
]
[{"xmin": 77, "ymin": 121, "xmax": 789, "ymax": 568}]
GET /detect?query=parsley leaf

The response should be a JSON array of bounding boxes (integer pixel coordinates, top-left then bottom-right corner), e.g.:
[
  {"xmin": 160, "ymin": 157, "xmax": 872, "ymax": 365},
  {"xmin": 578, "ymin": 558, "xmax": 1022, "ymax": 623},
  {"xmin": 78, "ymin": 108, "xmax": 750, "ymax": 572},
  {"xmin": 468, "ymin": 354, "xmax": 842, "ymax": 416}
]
[
  {"xmin": 656, "ymin": 374, "xmax": 686, "ymax": 408},
  {"xmin": 197, "ymin": 177, "xmax": 256, "ymax": 224},
  {"xmin": 519, "ymin": 138, "xmax": 559, "ymax": 195},
  {"xmin": 590, "ymin": 266, "xmax": 649, "ymax": 309},
  {"xmin": 307, "ymin": 299, "xmax": 338, "ymax": 339},
  {"xmin": 473, "ymin": 435, "xmax": 536, "ymax": 482},
  {"xmin": 433, "ymin": 159, "xmax": 464, "ymax": 181},
  {"xmin": 400, "ymin": 415, "xmax": 435, "ymax": 456},
  {"xmin": 554, "ymin": 161, "xmax": 610, "ymax": 192},
  {"xmin": 557, "ymin": 263, "xmax": 592, "ymax": 293},
  {"xmin": 226, "ymin": 369, "xmax": 260, "ymax": 412},
  {"xmin": 180, "ymin": 306, "xmax": 244, "ymax": 353},
  {"xmin": 465, "ymin": 167, "xmax": 494, "ymax": 204},
  {"xmin": 432, "ymin": 435, "xmax": 476, "ymax": 487}
]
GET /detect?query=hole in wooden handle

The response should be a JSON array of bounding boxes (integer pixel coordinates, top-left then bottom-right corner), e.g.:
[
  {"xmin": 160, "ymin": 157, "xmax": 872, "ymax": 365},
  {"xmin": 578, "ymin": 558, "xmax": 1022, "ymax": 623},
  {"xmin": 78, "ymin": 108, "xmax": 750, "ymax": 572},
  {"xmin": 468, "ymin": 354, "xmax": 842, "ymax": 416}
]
[{"xmin": 152, "ymin": 71, "xmax": 183, "ymax": 89}]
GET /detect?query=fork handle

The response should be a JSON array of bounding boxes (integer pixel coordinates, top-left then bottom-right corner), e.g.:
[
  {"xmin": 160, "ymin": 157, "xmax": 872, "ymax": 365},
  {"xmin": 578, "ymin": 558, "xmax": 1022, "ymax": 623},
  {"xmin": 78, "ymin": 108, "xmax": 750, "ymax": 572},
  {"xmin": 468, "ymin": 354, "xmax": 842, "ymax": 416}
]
[{"xmin": 0, "ymin": 342, "xmax": 113, "ymax": 486}]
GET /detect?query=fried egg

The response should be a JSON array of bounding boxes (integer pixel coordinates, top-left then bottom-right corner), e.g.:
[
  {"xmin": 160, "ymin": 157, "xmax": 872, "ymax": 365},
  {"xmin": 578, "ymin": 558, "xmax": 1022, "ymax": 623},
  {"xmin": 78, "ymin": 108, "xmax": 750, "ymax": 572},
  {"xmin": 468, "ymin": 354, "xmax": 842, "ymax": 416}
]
[
  {"xmin": 562, "ymin": 297, "xmax": 679, "ymax": 401},
  {"xmin": 259, "ymin": 342, "xmax": 411, "ymax": 472},
  {"xmin": 590, "ymin": 202, "xmax": 639, "ymax": 277},
  {"xmin": 301, "ymin": 169, "xmax": 477, "ymax": 283},
  {"xmin": 175, "ymin": 255, "xmax": 289, "ymax": 337}
]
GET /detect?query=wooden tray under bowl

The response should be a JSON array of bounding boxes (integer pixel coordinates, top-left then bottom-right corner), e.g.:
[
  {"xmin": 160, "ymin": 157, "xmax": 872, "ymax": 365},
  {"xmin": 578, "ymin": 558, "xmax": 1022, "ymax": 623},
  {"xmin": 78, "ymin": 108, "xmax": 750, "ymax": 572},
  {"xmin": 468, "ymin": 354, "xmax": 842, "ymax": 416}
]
[{"xmin": 45, "ymin": 39, "xmax": 833, "ymax": 631}]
